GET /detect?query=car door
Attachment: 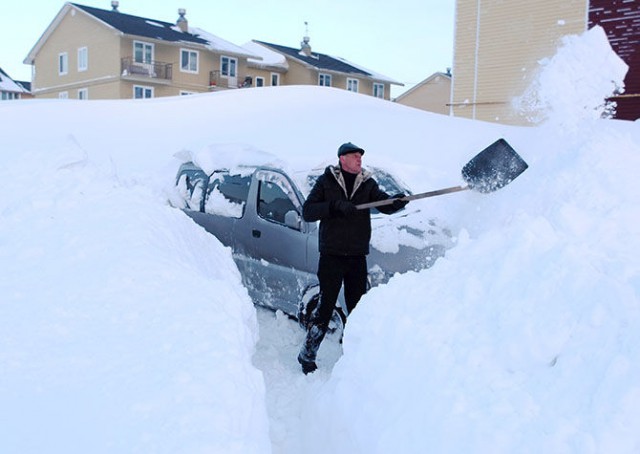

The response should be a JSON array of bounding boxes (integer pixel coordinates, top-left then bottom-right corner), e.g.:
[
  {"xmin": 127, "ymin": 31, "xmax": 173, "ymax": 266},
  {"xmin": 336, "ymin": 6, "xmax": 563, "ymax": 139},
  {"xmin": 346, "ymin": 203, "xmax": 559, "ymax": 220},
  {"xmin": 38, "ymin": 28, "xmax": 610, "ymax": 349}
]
[{"xmin": 243, "ymin": 169, "xmax": 317, "ymax": 315}]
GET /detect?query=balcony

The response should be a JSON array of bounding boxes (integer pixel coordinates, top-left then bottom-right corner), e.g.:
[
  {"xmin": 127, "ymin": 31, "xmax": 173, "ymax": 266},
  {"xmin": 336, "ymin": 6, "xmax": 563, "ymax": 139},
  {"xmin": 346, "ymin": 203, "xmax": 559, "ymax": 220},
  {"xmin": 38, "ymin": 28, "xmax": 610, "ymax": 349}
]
[
  {"xmin": 121, "ymin": 57, "xmax": 172, "ymax": 82},
  {"xmin": 209, "ymin": 70, "xmax": 253, "ymax": 90}
]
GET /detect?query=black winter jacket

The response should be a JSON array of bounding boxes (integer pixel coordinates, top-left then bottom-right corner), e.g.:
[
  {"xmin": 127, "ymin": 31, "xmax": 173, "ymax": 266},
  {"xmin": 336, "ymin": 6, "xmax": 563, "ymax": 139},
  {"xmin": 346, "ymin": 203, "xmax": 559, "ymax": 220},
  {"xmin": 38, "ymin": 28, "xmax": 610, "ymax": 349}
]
[{"xmin": 302, "ymin": 165, "xmax": 400, "ymax": 256}]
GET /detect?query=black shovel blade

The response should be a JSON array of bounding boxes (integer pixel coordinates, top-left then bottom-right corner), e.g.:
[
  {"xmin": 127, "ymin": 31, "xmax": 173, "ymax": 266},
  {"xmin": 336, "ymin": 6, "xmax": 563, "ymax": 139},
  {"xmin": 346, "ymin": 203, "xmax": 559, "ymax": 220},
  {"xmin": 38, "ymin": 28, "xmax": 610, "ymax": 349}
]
[{"xmin": 461, "ymin": 138, "xmax": 528, "ymax": 193}]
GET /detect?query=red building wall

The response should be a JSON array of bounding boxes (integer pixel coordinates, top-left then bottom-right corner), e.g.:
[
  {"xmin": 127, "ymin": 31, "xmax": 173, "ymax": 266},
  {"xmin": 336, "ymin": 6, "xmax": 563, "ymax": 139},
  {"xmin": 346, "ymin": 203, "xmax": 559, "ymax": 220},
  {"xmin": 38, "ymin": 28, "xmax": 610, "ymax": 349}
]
[{"xmin": 589, "ymin": 0, "xmax": 640, "ymax": 120}]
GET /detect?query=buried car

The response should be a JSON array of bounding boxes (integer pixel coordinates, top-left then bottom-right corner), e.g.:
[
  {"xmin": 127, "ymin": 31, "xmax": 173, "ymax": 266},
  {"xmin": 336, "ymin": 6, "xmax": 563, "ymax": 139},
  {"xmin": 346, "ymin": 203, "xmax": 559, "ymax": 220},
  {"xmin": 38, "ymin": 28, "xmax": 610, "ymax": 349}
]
[{"xmin": 169, "ymin": 144, "xmax": 453, "ymax": 327}]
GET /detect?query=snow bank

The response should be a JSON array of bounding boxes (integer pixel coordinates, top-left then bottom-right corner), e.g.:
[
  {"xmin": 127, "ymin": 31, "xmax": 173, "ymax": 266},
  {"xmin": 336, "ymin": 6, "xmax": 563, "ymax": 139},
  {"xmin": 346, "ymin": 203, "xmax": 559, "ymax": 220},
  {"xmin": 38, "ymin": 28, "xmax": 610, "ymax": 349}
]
[
  {"xmin": 305, "ymin": 25, "xmax": 640, "ymax": 454},
  {"xmin": 306, "ymin": 120, "xmax": 640, "ymax": 453},
  {"xmin": 0, "ymin": 143, "xmax": 270, "ymax": 453},
  {"xmin": 515, "ymin": 25, "xmax": 628, "ymax": 129}
]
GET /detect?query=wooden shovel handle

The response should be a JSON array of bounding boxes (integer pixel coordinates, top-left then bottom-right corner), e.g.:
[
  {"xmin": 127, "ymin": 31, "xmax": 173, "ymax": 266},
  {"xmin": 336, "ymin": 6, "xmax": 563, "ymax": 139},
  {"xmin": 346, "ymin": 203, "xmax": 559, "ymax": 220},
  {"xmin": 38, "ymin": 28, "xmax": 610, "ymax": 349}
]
[{"xmin": 355, "ymin": 185, "xmax": 469, "ymax": 210}]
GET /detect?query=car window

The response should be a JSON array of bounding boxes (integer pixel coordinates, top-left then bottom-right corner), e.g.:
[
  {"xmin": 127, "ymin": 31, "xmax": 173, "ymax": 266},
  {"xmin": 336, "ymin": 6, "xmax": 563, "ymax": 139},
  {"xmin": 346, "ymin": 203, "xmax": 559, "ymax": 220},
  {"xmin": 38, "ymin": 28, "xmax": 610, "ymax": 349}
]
[
  {"xmin": 256, "ymin": 170, "xmax": 301, "ymax": 228},
  {"xmin": 204, "ymin": 172, "xmax": 251, "ymax": 218},
  {"xmin": 176, "ymin": 167, "xmax": 209, "ymax": 212}
]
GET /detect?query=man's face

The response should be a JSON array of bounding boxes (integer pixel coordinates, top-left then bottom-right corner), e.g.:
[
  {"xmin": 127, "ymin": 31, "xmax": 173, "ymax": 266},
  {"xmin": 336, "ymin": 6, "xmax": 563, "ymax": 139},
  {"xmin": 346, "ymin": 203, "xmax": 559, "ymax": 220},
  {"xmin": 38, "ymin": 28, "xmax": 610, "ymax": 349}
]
[{"xmin": 339, "ymin": 152, "xmax": 363, "ymax": 174}]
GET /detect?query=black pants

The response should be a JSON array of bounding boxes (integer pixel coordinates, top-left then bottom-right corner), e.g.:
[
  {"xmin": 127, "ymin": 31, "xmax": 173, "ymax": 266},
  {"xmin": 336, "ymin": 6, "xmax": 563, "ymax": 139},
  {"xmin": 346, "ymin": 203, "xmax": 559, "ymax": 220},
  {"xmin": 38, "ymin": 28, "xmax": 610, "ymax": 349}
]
[
  {"xmin": 314, "ymin": 254, "xmax": 368, "ymax": 328},
  {"xmin": 299, "ymin": 254, "xmax": 368, "ymax": 364}
]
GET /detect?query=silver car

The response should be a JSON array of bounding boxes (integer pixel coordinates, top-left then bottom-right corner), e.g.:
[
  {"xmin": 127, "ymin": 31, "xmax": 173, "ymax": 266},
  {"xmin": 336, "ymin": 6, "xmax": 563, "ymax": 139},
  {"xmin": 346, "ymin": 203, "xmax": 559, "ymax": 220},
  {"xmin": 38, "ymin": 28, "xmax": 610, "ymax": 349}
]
[{"xmin": 172, "ymin": 155, "xmax": 452, "ymax": 328}]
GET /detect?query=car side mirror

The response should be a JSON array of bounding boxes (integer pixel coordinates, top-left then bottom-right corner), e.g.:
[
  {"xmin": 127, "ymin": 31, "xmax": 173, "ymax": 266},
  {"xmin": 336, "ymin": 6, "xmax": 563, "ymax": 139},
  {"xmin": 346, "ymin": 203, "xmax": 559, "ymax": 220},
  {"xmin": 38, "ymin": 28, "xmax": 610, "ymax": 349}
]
[{"xmin": 284, "ymin": 210, "xmax": 301, "ymax": 230}]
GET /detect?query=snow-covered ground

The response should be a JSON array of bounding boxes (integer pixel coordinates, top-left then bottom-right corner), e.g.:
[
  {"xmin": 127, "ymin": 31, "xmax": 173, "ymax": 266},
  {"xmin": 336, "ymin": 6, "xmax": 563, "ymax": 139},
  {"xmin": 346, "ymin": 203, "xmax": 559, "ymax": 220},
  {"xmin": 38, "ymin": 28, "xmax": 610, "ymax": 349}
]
[{"xmin": 1, "ymin": 26, "xmax": 639, "ymax": 453}]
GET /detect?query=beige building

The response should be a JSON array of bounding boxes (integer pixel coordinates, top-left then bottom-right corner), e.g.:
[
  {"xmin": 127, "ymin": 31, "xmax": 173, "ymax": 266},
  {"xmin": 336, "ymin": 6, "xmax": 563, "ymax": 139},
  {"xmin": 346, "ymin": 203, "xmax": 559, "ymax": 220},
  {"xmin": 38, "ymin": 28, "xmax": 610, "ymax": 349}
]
[
  {"xmin": 394, "ymin": 71, "xmax": 452, "ymax": 115},
  {"xmin": 24, "ymin": 2, "xmax": 400, "ymax": 101},
  {"xmin": 242, "ymin": 38, "xmax": 402, "ymax": 101},
  {"xmin": 451, "ymin": 0, "xmax": 588, "ymax": 125},
  {"xmin": 24, "ymin": 2, "xmax": 260, "ymax": 99}
]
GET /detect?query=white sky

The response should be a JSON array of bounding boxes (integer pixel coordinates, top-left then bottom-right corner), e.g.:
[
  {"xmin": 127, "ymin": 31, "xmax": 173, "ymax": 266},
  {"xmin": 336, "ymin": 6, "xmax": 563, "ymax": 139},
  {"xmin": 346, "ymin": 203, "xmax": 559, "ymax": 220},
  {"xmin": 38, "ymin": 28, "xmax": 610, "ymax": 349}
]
[{"xmin": 0, "ymin": 0, "xmax": 455, "ymax": 98}]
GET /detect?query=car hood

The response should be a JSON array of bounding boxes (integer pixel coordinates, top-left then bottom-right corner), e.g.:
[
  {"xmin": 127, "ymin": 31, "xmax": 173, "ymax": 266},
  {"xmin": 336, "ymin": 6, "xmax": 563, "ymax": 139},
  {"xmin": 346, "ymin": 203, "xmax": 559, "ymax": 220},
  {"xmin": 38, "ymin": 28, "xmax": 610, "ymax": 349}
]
[{"xmin": 370, "ymin": 206, "xmax": 453, "ymax": 255}]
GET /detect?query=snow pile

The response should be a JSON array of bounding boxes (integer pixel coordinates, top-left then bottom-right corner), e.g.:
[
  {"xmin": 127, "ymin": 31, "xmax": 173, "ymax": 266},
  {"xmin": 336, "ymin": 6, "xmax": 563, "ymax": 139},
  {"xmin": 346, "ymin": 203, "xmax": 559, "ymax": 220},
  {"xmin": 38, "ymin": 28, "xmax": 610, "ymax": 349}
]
[
  {"xmin": 306, "ymin": 120, "xmax": 640, "ymax": 453},
  {"xmin": 516, "ymin": 25, "xmax": 628, "ymax": 129},
  {"xmin": 305, "ymin": 26, "xmax": 640, "ymax": 454},
  {"xmin": 0, "ymin": 142, "xmax": 270, "ymax": 453}
]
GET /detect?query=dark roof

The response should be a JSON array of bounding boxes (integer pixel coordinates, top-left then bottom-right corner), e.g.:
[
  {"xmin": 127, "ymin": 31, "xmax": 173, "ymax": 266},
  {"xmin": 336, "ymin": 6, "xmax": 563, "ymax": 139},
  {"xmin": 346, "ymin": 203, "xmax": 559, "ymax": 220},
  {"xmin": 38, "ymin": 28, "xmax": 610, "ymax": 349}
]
[
  {"xmin": 255, "ymin": 40, "xmax": 371, "ymax": 76},
  {"xmin": 16, "ymin": 80, "xmax": 31, "ymax": 92},
  {"xmin": 71, "ymin": 3, "xmax": 208, "ymax": 45}
]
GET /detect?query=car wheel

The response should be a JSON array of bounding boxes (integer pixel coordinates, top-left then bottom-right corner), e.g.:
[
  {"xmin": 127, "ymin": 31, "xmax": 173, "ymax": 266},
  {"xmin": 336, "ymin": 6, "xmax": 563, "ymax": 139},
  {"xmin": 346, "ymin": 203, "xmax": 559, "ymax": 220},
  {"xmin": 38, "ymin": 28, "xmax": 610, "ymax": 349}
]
[{"xmin": 297, "ymin": 285, "xmax": 346, "ymax": 334}]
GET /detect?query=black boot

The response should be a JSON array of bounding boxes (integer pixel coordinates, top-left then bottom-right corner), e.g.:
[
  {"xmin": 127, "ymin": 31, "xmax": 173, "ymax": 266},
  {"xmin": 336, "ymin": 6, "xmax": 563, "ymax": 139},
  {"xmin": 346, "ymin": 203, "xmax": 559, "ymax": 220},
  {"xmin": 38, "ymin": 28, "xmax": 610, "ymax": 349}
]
[
  {"xmin": 297, "ymin": 353, "xmax": 317, "ymax": 374},
  {"xmin": 298, "ymin": 323, "xmax": 327, "ymax": 374}
]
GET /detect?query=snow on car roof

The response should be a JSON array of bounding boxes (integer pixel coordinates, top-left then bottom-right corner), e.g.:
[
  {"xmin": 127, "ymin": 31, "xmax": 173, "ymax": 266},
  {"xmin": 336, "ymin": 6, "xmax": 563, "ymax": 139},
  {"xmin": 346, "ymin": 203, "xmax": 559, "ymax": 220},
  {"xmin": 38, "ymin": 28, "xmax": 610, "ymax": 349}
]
[
  {"xmin": 174, "ymin": 142, "xmax": 337, "ymax": 192},
  {"xmin": 174, "ymin": 143, "xmax": 286, "ymax": 176},
  {"xmin": 174, "ymin": 141, "xmax": 416, "ymax": 199}
]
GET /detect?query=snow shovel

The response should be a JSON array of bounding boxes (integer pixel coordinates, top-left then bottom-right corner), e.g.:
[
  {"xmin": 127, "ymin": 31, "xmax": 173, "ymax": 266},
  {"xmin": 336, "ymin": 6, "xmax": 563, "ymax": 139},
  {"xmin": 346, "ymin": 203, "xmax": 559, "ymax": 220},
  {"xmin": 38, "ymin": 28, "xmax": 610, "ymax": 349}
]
[{"xmin": 355, "ymin": 138, "xmax": 528, "ymax": 210}]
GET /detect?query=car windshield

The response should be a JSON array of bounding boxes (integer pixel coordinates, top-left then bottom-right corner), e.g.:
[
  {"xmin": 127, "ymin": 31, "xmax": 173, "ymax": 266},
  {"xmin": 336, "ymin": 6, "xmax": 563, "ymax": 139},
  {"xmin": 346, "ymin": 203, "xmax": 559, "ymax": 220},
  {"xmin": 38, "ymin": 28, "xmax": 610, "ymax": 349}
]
[
  {"xmin": 368, "ymin": 167, "xmax": 411, "ymax": 195},
  {"xmin": 305, "ymin": 166, "xmax": 411, "ymax": 214},
  {"xmin": 306, "ymin": 166, "xmax": 409, "ymax": 194}
]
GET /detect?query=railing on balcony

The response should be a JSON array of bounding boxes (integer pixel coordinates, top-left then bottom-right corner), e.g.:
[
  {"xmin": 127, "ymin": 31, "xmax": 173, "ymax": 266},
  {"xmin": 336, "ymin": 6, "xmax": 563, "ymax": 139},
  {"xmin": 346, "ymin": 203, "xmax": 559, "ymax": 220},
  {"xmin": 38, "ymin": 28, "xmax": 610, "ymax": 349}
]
[
  {"xmin": 121, "ymin": 57, "xmax": 172, "ymax": 81},
  {"xmin": 209, "ymin": 70, "xmax": 253, "ymax": 89}
]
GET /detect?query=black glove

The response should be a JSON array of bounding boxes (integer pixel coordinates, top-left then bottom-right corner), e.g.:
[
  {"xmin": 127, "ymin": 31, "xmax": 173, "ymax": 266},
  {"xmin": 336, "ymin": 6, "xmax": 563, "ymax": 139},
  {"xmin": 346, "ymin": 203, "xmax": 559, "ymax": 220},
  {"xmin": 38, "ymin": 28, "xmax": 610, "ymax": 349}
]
[
  {"xmin": 391, "ymin": 193, "xmax": 408, "ymax": 210},
  {"xmin": 331, "ymin": 200, "xmax": 357, "ymax": 217}
]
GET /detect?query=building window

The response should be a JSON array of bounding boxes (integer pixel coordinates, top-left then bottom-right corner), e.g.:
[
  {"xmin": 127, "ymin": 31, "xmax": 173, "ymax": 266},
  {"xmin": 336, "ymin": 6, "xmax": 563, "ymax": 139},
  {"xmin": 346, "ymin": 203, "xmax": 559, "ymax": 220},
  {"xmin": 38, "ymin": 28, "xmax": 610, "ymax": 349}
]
[
  {"xmin": 133, "ymin": 85, "xmax": 153, "ymax": 99},
  {"xmin": 134, "ymin": 41, "xmax": 153, "ymax": 63},
  {"xmin": 271, "ymin": 73, "xmax": 280, "ymax": 86},
  {"xmin": 78, "ymin": 88, "xmax": 88, "ymax": 100},
  {"xmin": 180, "ymin": 91, "xmax": 196, "ymax": 95},
  {"xmin": 58, "ymin": 52, "xmax": 68, "ymax": 75},
  {"xmin": 78, "ymin": 47, "xmax": 88, "ymax": 72},
  {"xmin": 180, "ymin": 49, "xmax": 198, "ymax": 73},
  {"xmin": 1, "ymin": 92, "xmax": 19, "ymax": 100},
  {"xmin": 347, "ymin": 78, "xmax": 359, "ymax": 93},
  {"xmin": 59, "ymin": 91, "xmax": 69, "ymax": 99},
  {"xmin": 221, "ymin": 56, "xmax": 237, "ymax": 77},
  {"xmin": 255, "ymin": 77, "xmax": 265, "ymax": 87},
  {"xmin": 319, "ymin": 73, "xmax": 332, "ymax": 87},
  {"xmin": 373, "ymin": 83, "xmax": 384, "ymax": 98}
]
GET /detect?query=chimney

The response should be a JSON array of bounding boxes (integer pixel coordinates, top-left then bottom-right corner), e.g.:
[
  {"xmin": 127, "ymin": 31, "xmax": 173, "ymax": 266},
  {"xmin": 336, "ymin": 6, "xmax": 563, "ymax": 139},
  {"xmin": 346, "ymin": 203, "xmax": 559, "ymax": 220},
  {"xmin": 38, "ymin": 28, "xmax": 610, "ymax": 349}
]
[
  {"xmin": 300, "ymin": 21, "xmax": 311, "ymax": 56},
  {"xmin": 177, "ymin": 8, "xmax": 188, "ymax": 32},
  {"xmin": 111, "ymin": 1, "xmax": 119, "ymax": 12}
]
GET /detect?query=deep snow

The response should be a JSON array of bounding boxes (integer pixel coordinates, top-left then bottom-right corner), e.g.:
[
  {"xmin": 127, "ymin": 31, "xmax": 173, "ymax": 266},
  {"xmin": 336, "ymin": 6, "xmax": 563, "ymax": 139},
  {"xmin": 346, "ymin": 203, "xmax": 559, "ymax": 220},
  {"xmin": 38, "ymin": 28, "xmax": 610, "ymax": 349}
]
[{"xmin": 1, "ymin": 26, "xmax": 639, "ymax": 453}]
